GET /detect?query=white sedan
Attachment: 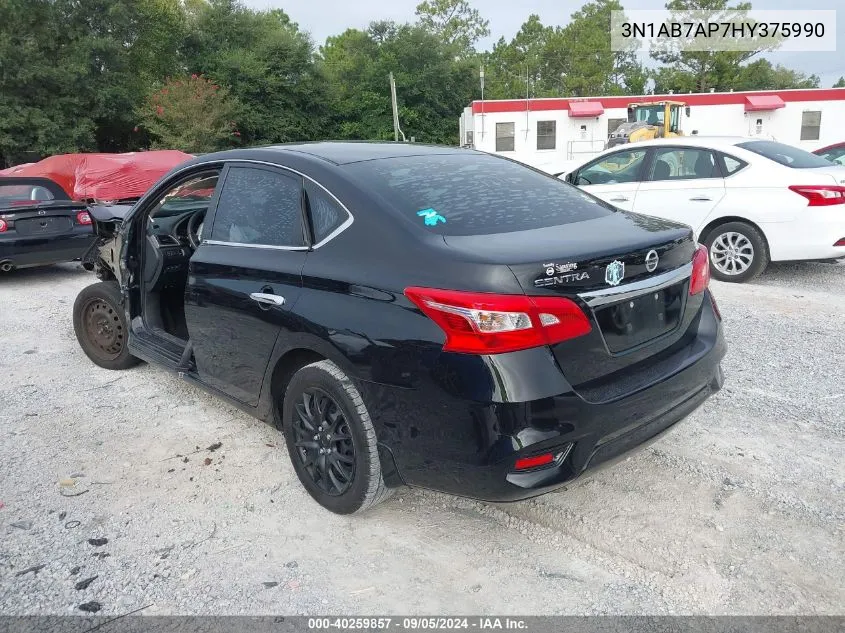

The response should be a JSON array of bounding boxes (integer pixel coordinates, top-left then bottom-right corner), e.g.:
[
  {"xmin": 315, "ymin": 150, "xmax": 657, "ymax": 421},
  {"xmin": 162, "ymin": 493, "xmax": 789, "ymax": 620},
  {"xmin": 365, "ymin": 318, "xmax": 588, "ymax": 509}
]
[{"xmin": 556, "ymin": 137, "xmax": 845, "ymax": 282}]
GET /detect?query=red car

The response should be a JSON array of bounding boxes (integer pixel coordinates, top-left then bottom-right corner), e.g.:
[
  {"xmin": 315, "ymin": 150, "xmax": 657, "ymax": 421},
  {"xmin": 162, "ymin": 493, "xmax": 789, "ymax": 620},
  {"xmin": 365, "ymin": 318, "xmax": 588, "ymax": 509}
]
[{"xmin": 813, "ymin": 142, "xmax": 845, "ymax": 166}]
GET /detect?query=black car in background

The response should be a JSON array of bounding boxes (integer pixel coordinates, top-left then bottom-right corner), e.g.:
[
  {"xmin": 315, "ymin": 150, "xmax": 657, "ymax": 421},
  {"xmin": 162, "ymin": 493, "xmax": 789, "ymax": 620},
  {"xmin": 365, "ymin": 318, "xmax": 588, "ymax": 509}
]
[
  {"xmin": 0, "ymin": 177, "xmax": 96, "ymax": 272},
  {"xmin": 73, "ymin": 143, "xmax": 726, "ymax": 514}
]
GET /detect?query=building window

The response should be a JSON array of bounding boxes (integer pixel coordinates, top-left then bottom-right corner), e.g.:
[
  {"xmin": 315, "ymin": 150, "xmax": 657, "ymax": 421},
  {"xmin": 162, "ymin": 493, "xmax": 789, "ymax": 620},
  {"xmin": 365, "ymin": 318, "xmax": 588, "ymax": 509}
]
[
  {"xmin": 537, "ymin": 121, "xmax": 556, "ymax": 150},
  {"xmin": 496, "ymin": 122, "xmax": 515, "ymax": 152},
  {"xmin": 800, "ymin": 111, "xmax": 821, "ymax": 141},
  {"xmin": 607, "ymin": 118, "xmax": 626, "ymax": 137}
]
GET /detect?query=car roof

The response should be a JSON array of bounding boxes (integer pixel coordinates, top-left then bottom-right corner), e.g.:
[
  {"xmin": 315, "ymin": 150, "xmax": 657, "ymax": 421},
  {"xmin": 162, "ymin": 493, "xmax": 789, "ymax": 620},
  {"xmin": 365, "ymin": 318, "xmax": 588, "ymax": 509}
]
[
  {"xmin": 619, "ymin": 136, "xmax": 751, "ymax": 150},
  {"xmin": 225, "ymin": 142, "xmax": 470, "ymax": 166},
  {"xmin": 0, "ymin": 176, "xmax": 70, "ymax": 200}
]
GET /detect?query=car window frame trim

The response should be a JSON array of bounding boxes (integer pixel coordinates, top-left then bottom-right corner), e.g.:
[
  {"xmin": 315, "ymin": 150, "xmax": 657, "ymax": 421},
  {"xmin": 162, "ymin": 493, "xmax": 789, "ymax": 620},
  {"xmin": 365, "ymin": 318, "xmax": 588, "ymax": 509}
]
[
  {"xmin": 137, "ymin": 158, "xmax": 354, "ymax": 254},
  {"xmin": 643, "ymin": 145, "xmax": 725, "ymax": 183},
  {"xmin": 715, "ymin": 151, "xmax": 748, "ymax": 179},
  {"xmin": 575, "ymin": 148, "xmax": 650, "ymax": 186},
  {"xmin": 205, "ymin": 162, "xmax": 308, "ymax": 250}
]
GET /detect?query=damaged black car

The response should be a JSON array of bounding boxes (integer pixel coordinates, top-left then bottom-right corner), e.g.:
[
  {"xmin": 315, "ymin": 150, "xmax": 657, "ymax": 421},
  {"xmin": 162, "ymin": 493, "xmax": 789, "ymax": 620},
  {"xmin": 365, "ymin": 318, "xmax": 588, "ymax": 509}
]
[{"xmin": 73, "ymin": 143, "xmax": 726, "ymax": 515}]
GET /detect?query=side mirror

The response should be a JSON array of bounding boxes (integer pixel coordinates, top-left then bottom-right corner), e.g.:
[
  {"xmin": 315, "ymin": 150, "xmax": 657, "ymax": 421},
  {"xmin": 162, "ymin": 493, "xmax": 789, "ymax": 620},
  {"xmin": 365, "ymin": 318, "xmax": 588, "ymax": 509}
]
[
  {"xmin": 685, "ymin": 106, "xmax": 691, "ymax": 117},
  {"xmin": 565, "ymin": 172, "xmax": 576, "ymax": 184}
]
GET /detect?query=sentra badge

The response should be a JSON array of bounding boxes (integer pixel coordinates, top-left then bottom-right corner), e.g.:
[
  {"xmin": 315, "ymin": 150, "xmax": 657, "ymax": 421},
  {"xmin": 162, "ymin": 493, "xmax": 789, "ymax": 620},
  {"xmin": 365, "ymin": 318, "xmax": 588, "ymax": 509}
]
[{"xmin": 536, "ymin": 262, "xmax": 589, "ymax": 287}]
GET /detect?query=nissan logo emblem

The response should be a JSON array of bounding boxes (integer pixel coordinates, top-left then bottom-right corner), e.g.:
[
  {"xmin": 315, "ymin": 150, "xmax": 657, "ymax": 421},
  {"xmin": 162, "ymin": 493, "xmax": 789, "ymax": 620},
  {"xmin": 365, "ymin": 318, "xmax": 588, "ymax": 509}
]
[{"xmin": 645, "ymin": 249, "xmax": 659, "ymax": 272}]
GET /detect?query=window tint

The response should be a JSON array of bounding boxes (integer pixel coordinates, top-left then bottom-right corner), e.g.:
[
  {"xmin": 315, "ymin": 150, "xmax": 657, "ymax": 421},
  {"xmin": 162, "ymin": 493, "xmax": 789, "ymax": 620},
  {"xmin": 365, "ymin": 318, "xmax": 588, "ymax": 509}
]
[
  {"xmin": 738, "ymin": 140, "xmax": 832, "ymax": 169},
  {"xmin": 150, "ymin": 172, "xmax": 219, "ymax": 219},
  {"xmin": 211, "ymin": 167, "xmax": 304, "ymax": 247},
  {"xmin": 817, "ymin": 147, "xmax": 845, "ymax": 166},
  {"xmin": 345, "ymin": 153, "xmax": 614, "ymax": 237},
  {"xmin": 537, "ymin": 121, "xmax": 556, "ymax": 150},
  {"xmin": 0, "ymin": 184, "xmax": 55, "ymax": 205},
  {"xmin": 721, "ymin": 154, "xmax": 748, "ymax": 175},
  {"xmin": 305, "ymin": 182, "xmax": 347, "ymax": 243},
  {"xmin": 496, "ymin": 122, "xmax": 515, "ymax": 152},
  {"xmin": 648, "ymin": 148, "xmax": 718, "ymax": 181},
  {"xmin": 577, "ymin": 150, "xmax": 647, "ymax": 185},
  {"xmin": 800, "ymin": 111, "xmax": 821, "ymax": 141}
]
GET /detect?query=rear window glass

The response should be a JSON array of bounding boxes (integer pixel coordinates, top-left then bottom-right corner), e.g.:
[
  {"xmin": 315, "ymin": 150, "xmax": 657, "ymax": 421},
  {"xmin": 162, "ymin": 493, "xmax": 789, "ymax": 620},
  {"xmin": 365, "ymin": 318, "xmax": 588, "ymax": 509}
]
[
  {"xmin": 737, "ymin": 140, "xmax": 833, "ymax": 169},
  {"xmin": 344, "ymin": 153, "xmax": 614, "ymax": 236},
  {"xmin": 0, "ymin": 184, "xmax": 55, "ymax": 206}
]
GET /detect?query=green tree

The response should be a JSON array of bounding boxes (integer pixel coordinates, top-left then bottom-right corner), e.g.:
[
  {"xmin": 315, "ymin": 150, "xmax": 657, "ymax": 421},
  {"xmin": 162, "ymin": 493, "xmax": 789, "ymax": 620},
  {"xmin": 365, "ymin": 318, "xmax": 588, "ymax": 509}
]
[
  {"xmin": 0, "ymin": 0, "xmax": 184, "ymax": 165},
  {"xmin": 415, "ymin": 0, "xmax": 490, "ymax": 56},
  {"xmin": 834, "ymin": 77, "xmax": 845, "ymax": 88},
  {"xmin": 141, "ymin": 75, "xmax": 239, "ymax": 152},
  {"xmin": 183, "ymin": 0, "xmax": 331, "ymax": 144},
  {"xmin": 320, "ymin": 22, "xmax": 476, "ymax": 143},
  {"xmin": 548, "ymin": 0, "xmax": 647, "ymax": 96},
  {"xmin": 56, "ymin": 0, "xmax": 186, "ymax": 151},
  {"xmin": 731, "ymin": 59, "xmax": 819, "ymax": 90},
  {"xmin": 482, "ymin": 15, "xmax": 552, "ymax": 99},
  {"xmin": 651, "ymin": 0, "xmax": 778, "ymax": 92}
]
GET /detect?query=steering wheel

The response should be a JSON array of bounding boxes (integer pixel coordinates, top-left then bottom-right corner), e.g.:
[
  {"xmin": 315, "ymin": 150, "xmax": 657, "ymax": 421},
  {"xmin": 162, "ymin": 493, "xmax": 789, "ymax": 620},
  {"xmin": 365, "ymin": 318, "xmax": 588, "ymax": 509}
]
[{"xmin": 187, "ymin": 210, "xmax": 205, "ymax": 250}]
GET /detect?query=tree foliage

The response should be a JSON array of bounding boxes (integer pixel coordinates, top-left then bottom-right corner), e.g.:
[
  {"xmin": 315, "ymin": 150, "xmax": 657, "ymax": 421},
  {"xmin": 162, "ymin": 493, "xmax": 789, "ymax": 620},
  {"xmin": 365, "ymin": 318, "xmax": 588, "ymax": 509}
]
[
  {"xmin": 415, "ymin": 0, "xmax": 490, "ymax": 56},
  {"xmin": 0, "ymin": 0, "xmax": 832, "ymax": 166},
  {"xmin": 141, "ymin": 75, "xmax": 239, "ymax": 152},
  {"xmin": 320, "ymin": 23, "xmax": 475, "ymax": 143}
]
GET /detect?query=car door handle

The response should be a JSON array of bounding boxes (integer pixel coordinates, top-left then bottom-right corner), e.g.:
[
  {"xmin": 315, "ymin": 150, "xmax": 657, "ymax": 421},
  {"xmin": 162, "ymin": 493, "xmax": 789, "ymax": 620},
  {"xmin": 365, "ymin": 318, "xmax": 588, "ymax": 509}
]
[
  {"xmin": 249, "ymin": 292, "xmax": 285, "ymax": 306},
  {"xmin": 609, "ymin": 196, "xmax": 629, "ymax": 202},
  {"xmin": 689, "ymin": 196, "xmax": 712, "ymax": 201}
]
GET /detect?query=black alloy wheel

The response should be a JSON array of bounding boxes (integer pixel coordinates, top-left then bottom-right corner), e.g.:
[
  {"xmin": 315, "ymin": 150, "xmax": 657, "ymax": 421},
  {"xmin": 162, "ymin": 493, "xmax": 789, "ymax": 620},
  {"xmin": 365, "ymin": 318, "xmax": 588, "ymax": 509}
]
[
  {"xmin": 292, "ymin": 388, "xmax": 356, "ymax": 496},
  {"xmin": 281, "ymin": 360, "xmax": 392, "ymax": 514}
]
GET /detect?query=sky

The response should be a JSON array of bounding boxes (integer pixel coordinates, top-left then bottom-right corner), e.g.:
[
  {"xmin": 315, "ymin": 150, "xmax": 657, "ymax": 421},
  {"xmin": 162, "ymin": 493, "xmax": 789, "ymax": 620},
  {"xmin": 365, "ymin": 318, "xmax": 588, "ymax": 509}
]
[{"xmin": 244, "ymin": 0, "xmax": 845, "ymax": 89}]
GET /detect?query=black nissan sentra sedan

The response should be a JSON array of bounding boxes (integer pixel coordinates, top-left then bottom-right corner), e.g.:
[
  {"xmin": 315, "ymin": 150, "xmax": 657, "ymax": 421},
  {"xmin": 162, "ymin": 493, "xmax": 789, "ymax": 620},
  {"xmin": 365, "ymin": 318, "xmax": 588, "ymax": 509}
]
[{"xmin": 73, "ymin": 142, "xmax": 726, "ymax": 514}]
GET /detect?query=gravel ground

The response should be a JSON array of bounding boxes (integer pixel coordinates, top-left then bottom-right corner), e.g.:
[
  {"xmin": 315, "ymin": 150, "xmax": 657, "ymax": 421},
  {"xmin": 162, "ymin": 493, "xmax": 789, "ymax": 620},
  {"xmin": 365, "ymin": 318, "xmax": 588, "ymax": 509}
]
[{"xmin": 0, "ymin": 260, "xmax": 843, "ymax": 616}]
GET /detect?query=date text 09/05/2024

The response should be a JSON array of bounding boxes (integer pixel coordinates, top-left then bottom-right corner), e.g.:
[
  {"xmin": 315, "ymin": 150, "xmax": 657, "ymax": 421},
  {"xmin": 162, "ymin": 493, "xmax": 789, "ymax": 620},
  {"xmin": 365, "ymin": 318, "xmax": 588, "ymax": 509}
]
[{"xmin": 308, "ymin": 618, "xmax": 528, "ymax": 630}]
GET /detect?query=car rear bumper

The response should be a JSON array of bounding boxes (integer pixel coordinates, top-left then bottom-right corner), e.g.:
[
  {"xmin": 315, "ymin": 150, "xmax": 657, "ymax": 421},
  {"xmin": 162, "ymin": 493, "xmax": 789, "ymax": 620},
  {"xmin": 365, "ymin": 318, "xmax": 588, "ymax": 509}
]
[
  {"xmin": 764, "ymin": 211, "xmax": 845, "ymax": 262},
  {"xmin": 0, "ymin": 228, "xmax": 95, "ymax": 268},
  {"xmin": 363, "ymin": 290, "xmax": 727, "ymax": 502}
]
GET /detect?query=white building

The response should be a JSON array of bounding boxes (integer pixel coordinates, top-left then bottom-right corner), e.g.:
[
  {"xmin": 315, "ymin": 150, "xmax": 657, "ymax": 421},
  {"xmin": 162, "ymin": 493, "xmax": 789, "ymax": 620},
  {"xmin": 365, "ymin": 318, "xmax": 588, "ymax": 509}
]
[{"xmin": 458, "ymin": 88, "xmax": 845, "ymax": 171}]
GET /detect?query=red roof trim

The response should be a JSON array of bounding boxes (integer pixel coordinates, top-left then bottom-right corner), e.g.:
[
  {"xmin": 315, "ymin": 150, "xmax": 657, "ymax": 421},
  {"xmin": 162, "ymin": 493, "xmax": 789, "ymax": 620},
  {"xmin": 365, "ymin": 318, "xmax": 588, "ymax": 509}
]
[
  {"xmin": 568, "ymin": 101, "xmax": 604, "ymax": 117},
  {"xmin": 471, "ymin": 88, "xmax": 845, "ymax": 115},
  {"xmin": 744, "ymin": 95, "xmax": 786, "ymax": 111}
]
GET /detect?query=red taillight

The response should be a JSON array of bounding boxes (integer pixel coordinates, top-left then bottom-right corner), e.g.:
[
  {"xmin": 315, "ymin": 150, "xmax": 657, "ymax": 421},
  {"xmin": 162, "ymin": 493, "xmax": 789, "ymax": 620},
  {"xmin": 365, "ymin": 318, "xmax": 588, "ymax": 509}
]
[
  {"xmin": 835, "ymin": 238, "xmax": 845, "ymax": 247},
  {"xmin": 76, "ymin": 211, "xmax": 92, "ymax": 225},
  {"xmin": 404, "ymin": 287, "xmax": 592, "ymax": 355},
  {"xmin": 788, "ymin": 185, "xmax": 845, "ymax": 206},
  {"xmin": 514, "ymin": 453, "xmax": 555, "ymax": 471},
  {"xmin": 0, "ymin": 219, "xmax": 6, "ymax": 233},
  {"xmin": 689, "ymin": 244, "xmax": 710, "ymax": 296}
]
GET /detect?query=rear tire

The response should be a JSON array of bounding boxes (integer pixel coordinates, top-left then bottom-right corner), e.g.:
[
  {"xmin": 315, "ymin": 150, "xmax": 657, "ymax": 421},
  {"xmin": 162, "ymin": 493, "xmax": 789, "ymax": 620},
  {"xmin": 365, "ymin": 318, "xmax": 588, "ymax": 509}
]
[
  {"xmin": 73, "ymin": 281, "xmax": 140, "ymax": 370},
  {"xmin": 703, "ymin": 221, "xmax": 768, "ymax": 283},
  {"xmin": 281, "ymin": 360, "xmax": 392, "ymax": 515}
]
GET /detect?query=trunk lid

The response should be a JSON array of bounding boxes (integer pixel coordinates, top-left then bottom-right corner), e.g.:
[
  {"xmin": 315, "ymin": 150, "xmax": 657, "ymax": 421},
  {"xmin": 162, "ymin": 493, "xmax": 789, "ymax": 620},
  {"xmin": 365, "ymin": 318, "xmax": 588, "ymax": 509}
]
[
  {"xmin": 0, "ymin": 202, "xmax": 88, "ymax": 238},
  {"xmin": 796, "ymin": 166, "xmax": 845, "ymax": 186},
  {"xmin": 443, "ymin": 211, "xmax": 700, "ymax": 397}
]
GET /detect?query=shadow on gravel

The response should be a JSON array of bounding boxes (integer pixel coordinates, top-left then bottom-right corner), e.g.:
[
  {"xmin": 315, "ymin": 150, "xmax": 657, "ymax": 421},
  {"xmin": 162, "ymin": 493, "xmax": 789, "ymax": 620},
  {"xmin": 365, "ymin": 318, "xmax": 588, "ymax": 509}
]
[
  {"xmin": 748, "ymin": 258, "xmax": 844, "ymax": 289},
  {"xmin": 0, "ymin": 262, "xmax": 89, "ymax": 286}
]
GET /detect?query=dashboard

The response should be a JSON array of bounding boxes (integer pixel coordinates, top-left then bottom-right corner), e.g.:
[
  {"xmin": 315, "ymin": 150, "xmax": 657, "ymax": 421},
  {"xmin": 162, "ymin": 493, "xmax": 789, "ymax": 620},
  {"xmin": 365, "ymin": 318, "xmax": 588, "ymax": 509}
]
[{"xmin": 144, "ymin": 208, "xmax": 206, "ymax": 291}]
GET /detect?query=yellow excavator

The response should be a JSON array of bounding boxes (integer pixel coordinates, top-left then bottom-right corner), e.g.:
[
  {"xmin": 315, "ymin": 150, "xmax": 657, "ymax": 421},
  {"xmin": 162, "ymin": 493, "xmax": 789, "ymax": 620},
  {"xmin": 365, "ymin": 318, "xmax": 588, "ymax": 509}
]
[{"xmin": 606, "ymin": 101, "xmax": 689, "ymax": 148}]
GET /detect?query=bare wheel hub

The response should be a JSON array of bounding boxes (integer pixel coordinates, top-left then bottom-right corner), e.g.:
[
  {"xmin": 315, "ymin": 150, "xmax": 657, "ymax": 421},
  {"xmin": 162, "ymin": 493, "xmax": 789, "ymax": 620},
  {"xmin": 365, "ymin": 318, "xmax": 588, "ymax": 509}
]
[{"xmin": 83, "ymin": 299, "xmax": 124, "ymax": 359}]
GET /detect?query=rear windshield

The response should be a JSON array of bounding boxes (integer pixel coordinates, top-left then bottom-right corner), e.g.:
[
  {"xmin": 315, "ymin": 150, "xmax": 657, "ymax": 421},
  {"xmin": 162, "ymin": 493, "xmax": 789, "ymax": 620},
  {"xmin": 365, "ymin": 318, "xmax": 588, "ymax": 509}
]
[
  {"xmin": 737, "ymin": 140, "xmax": 833, "ymax": 169},
  {"xmin": 344, "ymin": 153, "xmax": 614, "ymax": 236},
  {"xmin": 0, "ymin": 183, "xmax": 55, "ymax": 206}
]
